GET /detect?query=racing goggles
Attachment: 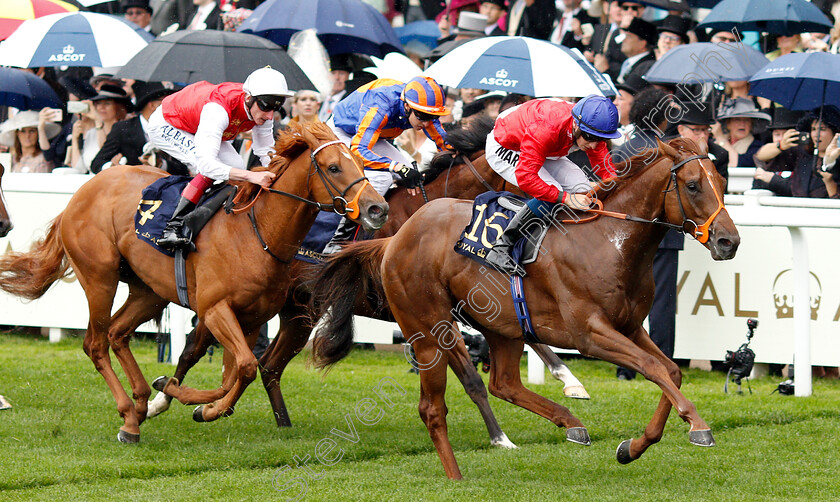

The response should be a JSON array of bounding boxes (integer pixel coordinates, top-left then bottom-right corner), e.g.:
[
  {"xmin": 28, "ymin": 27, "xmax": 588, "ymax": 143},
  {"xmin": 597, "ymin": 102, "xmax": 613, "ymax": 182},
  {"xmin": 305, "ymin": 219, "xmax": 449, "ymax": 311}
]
[
  {"xmin": 255, "ymin": 95, "xmax": 286, "ymax": 112},
  {"xmin": 580, "ymin": 130, "xmax": 605, "ymax": 143},
  {"xmin": 411, "ymin": 108, "xmax": 438, "ymax": 122}
]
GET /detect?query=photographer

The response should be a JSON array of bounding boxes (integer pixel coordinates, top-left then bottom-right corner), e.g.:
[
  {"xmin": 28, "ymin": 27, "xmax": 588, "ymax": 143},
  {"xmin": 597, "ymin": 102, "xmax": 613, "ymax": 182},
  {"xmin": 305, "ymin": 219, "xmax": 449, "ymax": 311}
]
[{"xmin": 753, "ymin": 106, "xmax": 840, "ymax": 198}]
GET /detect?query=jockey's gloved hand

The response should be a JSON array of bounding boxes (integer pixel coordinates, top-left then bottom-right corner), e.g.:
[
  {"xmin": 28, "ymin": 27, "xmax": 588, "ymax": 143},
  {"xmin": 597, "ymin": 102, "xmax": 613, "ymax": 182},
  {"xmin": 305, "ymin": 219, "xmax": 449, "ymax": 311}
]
[
  {"xmin": 560, "ymin": 192, "xmax": 593, "ymax": 210},
  {"xmin": 392, "ymin": 163, "xmax": 424, "ymax": 188}
]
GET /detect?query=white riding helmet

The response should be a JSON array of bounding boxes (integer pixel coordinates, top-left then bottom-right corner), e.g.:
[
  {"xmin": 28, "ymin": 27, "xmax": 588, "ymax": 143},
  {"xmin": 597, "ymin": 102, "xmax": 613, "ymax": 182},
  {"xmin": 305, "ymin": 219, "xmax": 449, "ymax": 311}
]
[{"xmin": 243, "ymin": 67, "xmax": 294, "ymax": 110}]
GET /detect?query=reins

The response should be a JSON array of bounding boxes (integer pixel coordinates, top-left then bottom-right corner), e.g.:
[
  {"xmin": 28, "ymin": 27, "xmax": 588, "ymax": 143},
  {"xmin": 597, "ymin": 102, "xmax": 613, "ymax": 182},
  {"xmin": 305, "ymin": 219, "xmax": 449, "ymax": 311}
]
[{"xmin": 556, "ymin": 154, "xmax": 725, "ymax": 243}]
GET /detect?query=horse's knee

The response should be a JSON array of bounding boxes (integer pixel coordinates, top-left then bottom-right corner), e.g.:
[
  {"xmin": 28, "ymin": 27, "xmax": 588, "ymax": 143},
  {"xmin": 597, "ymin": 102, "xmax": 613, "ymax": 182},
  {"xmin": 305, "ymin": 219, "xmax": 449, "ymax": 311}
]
[
  {"xmin": 665, "ymin": 361, "xmax": 682, "ymax": 387},
  {"xmin": 462, "ymin": 374, "xmax": 489, "ymax": 402},
  {"xmin": 418, "ymin": 400, "xmax": 447, "ymax": 431},
  {"xmin": 238, "ymin": 357, "xmax": 258, "ymax": 383}
]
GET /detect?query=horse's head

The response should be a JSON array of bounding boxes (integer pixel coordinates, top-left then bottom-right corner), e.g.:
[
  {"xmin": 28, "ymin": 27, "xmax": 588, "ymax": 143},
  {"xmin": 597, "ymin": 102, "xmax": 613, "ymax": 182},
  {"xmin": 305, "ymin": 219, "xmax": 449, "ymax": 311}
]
[
  {"xmin": 658, "ymin": 138, "xmax": 739, "ymax": 260},
  {"xmin": 283, "ymin": 122, "xmax": 389, "ymax": 232},
  {"xmin": 0, "ymin": 162, "xmax": 12, "ymax": 238}
]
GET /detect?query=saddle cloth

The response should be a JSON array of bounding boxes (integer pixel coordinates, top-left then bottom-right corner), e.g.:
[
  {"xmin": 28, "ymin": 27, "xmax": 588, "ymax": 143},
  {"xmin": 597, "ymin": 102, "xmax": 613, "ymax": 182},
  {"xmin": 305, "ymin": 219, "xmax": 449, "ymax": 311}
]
[
  {"xmin": 454, "ymin": 191, "xmax": 550, "ymax": 269},
  {"xmin": 134, "ymin": 176, "xmax": 233, "ymax": 256}
]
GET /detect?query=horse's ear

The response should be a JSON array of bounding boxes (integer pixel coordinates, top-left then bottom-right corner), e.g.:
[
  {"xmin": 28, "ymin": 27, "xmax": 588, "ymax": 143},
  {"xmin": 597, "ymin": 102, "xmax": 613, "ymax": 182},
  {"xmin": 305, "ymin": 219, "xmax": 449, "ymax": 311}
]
[
  {"xmin": 695, "ymin": 137, "xmax": 709, "ymax": 155},
  {"xmin": 657, "ymin": 136, "xmax": 680, "ymax": 160}
]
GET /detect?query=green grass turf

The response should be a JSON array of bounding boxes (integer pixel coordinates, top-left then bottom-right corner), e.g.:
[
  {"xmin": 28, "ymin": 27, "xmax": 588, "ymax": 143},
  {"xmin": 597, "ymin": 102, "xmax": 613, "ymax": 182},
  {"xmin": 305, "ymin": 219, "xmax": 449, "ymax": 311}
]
[{"xmin": 1, "ymin": 332, "xmax": 838, "ymax": 501}]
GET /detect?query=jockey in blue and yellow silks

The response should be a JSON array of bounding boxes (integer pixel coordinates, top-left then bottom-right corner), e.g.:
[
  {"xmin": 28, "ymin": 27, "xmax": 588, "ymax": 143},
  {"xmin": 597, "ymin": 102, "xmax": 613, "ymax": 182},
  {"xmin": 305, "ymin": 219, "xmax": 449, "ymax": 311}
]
[{"xmin": 324, "ymin": 76, "xmax": 451, "ymax": 253}]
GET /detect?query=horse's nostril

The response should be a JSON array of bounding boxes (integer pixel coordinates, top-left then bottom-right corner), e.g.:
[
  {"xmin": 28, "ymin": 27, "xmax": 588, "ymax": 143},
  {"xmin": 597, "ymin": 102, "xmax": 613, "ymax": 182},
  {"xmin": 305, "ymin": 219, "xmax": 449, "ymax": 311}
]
[{"xmin": 368, "ymin": 204, "xmax": 387, "ymax": 220}]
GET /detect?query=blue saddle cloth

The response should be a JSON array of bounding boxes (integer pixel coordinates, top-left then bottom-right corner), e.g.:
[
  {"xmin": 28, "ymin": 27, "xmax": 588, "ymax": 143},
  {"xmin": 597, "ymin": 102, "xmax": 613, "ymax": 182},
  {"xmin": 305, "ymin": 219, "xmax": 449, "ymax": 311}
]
[
  {"xmin": 454, "ymin": 191, "xmax": 527, "ymax": 267},
  {"xmin": 294, "ymin": 211, "xmax": 344, "ymax": 263},
  {"xmin": 135, "ymin": 176, "xmax": 193, "ymax": 257}
]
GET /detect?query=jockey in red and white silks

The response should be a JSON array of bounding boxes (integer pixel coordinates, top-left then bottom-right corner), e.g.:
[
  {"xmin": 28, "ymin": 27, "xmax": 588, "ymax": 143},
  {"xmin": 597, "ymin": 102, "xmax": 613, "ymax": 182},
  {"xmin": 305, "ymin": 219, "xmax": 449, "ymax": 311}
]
[
  {"xmin": 484, "ymin": 95, "xmax": 621, "ymax": 276},
  {"xmin": 147, "ymin": 67, "xmax": 294, "ymax": 249}
]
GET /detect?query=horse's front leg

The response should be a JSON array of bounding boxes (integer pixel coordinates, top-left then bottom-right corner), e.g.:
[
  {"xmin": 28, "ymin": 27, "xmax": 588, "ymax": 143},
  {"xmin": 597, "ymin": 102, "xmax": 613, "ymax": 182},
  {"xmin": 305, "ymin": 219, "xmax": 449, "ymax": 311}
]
[
  {"xmin": 193, "ymin": 304, "xmax": 258, "ymax": 422},
  {"xmin": 583, "ymin": 319, "xmax": 712, "ymax": 464}
]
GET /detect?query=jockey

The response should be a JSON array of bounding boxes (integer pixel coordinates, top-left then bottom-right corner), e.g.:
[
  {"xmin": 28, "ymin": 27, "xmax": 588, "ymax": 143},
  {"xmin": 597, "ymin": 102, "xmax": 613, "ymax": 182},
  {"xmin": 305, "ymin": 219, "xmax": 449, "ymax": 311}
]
[
  {"xmin": 323, "ymin": 76, "xmax": 450, "ymax": 253},
  {"xmin": 147, "ymin": 67, "xmax": 294, "ymax": 250},
  {"xmin": 483, "ymin": 95, "xmax": 620, "ymax": 276}
]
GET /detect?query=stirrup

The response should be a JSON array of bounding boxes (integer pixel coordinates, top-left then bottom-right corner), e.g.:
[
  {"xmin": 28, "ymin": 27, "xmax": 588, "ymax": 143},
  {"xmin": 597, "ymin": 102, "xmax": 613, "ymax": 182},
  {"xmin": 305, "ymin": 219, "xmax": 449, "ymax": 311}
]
[{"xmin": 157, "ymin": 232, "xmax": 191, "ymax": 250}]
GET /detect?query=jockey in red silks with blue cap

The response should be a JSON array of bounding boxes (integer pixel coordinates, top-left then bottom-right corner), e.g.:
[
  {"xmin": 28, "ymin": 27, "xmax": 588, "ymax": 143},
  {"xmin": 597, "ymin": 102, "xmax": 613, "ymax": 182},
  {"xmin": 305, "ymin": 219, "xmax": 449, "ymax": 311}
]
[
  {"xmin": 483, "ymin": 95, "xmax": 621, "ymax": 276},
  {"xmin": 323, "ymin": 76, "xmax": 450, "ymax": 252}
]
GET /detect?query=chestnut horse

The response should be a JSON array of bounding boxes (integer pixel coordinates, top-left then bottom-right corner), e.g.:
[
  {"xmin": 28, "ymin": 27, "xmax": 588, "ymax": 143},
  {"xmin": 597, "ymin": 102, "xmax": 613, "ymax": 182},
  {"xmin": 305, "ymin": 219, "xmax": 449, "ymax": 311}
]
[
  {"xmin": 0, "ymin": 122, "xmax": 388, "ymax": 443},
  {"xmin": 309, "ymin": 138, "xmax": 740, "ymax": 479},
  {"xmin": 148, "ymin": 120, "xmax": 587, "ymax": 447},
  {"xmin": 0, "ymin": 162, "xmax": 12, "ymax": 238}
]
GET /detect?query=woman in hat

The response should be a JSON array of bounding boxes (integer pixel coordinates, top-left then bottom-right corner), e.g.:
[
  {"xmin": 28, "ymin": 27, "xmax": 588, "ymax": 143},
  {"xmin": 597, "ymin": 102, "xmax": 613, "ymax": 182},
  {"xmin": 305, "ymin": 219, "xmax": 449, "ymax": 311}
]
[
  {"xmin": 0, "ymin": 110, "xmax": 62, "ymax": 173},
  {"xmin": 66, "ymin": 84, "xmax": 131, "ymax": 173},
  {"xmin": 711, "ymin": 97, "xmax": 771, "ymax": 168}
]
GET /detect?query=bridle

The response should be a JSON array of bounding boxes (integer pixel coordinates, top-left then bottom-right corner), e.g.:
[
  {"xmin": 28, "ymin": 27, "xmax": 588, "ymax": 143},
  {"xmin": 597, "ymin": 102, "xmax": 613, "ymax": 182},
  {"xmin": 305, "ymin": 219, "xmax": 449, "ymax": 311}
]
[
  {"xmin": 231, "ymin": 138, "xmax": 372, "ymax": 262},
  {"xmin": 572, "ymin": 154, "xmax": 726, "ymax": 244}
]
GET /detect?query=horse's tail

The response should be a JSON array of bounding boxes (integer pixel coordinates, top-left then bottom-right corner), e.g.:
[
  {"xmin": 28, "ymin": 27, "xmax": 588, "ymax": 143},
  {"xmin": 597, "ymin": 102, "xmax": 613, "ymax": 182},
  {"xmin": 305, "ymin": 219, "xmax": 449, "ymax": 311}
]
[
  {"xmin": 429, "ymin": 114, "xmax": 495, "ymax": 171},
  {"xmin": 0, "ymin": 212, "xmax": 70, "ymax": 300},
  {"xmin": 308, "ymin": 238, "xmax": 390, "ymax": 370}
]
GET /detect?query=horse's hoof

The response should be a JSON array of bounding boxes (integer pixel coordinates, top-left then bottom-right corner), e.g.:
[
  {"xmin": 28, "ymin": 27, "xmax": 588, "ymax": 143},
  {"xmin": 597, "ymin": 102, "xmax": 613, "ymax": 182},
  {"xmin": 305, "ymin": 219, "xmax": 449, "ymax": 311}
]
[
  {"xmin": 152, "ymin": 375, "xmax": 169, "ymax": 392},
  {"xmin": 193, "ymin": 405, "xmax": 206, "ymax": 423},
  {"xmin": 117, "ymin": 429, "xmax": 140, "ymax": 444},
  {"xmin": 616, "ymin": 439, "xmax": 634, "ymax": 464},
  {"xmin": 220, "ymin": 405, "xmax": 234, "ymax": 418},
  {"xmin": 689, "ymin": 429, "xmax": 716, "ymax": 447},
  {"xmin": 566, "ymin": 427, "xmax": 591, "ymax": 446},
  {"xmin": 490, "ymin": 432, "xmax": 518, "ymax": 449},
  {"xmin": 563, "ymin": 385, "xmax": 591, "ymax": 400}
]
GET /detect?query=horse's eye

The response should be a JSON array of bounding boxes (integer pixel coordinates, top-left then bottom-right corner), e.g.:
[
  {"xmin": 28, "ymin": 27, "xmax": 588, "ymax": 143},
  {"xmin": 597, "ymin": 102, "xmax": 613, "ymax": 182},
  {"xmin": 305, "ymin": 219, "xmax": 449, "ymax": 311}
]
[
  {"xmin": 328, "ymin": 164, "xmax": 340, "ymax": 174},
  {"xmin": 686, "ymin": 181, "xmax": 700, "ymax": 193}
]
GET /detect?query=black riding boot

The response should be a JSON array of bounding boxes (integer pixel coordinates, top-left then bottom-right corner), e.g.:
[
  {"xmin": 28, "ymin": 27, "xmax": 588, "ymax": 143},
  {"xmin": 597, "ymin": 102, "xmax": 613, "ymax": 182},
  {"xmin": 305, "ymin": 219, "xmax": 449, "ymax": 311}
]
[
  {"xmin": 157, "ymin": 196, "xmax": 196, "ymax": 250},
  {"xmin": 485, "ymin": 205, "xmax": 540, "ymax": 276},
  {"xmin": 322, "ymin": 218, "xmax": 360, "ymax": 254}
]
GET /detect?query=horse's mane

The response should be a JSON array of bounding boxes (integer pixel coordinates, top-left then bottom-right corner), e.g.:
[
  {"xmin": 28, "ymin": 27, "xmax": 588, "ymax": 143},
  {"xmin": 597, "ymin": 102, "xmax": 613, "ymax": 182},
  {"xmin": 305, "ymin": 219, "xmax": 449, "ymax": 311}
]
[
  {"xmin": 428, "ymin": 115, "xmax": 495, "ymax": 173},
  {"xmin": 237, "ymin": 121, "xmax": 337, "ymax": 202},
  {"xmin": 593, "ymin": 137, "xmax": 703, "ymax": 201}
]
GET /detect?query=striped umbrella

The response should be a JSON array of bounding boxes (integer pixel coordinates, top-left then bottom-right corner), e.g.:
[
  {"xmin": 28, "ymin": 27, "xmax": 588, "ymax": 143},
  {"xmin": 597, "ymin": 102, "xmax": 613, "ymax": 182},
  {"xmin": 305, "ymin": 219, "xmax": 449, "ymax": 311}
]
[
  {"xmin": 1, "ymin": 0, "xmax": 78, "ymax": 41},
  {"xmin": 0, "ymin": 12, "xmax": 148, "ymax": 68}
]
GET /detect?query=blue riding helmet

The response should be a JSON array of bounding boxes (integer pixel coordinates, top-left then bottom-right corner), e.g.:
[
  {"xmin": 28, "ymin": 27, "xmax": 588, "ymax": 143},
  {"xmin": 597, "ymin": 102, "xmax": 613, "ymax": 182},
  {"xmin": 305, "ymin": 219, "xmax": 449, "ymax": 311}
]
[{"xmin": 571, "ymin": 95, "xmax": 621, "ymax": 139}]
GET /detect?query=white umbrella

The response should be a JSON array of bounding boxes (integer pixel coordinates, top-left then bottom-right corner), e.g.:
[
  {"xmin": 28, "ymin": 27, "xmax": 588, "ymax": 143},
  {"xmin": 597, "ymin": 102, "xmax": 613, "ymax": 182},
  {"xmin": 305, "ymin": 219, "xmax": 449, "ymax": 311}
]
[
  {"xmin": 424, "ymin": 36, "xmax": 616, "ymax": 98},
  {"xmin": 364, "ymin": 52, "xmax": 423, "ymax": 82},
  {"xmin": 0, "ymin": 12, "xmax": 148, "ymax": 68}
]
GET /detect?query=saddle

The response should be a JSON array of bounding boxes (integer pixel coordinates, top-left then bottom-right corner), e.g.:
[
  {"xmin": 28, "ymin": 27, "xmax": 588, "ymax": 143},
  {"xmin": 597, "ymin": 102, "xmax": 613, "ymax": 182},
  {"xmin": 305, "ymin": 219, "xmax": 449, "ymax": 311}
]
[{"xmin": 454, "ymin": 191, "xmax": 550, "ymax": 268}]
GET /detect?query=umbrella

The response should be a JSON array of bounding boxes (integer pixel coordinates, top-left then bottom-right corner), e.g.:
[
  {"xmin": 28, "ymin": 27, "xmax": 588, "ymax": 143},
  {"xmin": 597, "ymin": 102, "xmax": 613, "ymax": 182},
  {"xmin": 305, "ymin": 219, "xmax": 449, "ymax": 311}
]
[
  {"xmin": 749, "ymin": 52, "xmax": 840, "ymax": 111},
  {"xmin": 424, "ymin": 36, "xmax": 617, "ymax": 98},
  {"xmin": 115, "ymin": 30, "xmax": 315, "ymax": 90},
  {"xmin": 0, "ymin": 12, "xmax": 148, "ymax": 67},
  {"xmin": 236, "ymin": 0, "xmax": 402, "ymax": 57},
  {"xmin": 696, "ymin": 0, "xmax": 833, "ymax": 37},
  {"xmin": 645, "ymin": 42, "xmax": 769, "ymax": 84},
  {"xmin": 1, "ymin": 0, "xmax": 78, "ymax": 41},
  {"xmin": 634, "ymin": 0, "xmax": 690, "ymax": 11},
  {"xmin": 394, "ymin": 20, "xmax": 441, "ymax": 49},
  {"xmin": 0, "ymin": 67, "xmax": 63, "ymax": 109},
  {"xmin": 749, "ymin": 52, "xmax": 840, "ymax": 173}
]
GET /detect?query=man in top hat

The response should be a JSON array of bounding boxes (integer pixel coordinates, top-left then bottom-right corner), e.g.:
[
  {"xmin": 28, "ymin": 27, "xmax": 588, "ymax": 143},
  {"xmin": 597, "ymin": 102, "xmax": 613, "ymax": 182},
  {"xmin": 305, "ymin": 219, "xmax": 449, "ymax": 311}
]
[
  {"xmin": 587, "ymin": 0, "xmax": 627, "ymax": 82},
  {"xmin": 318, "ymin": 55, "xmax": 353, "ymax": 122},
  {"xmin": 90, "ymin": 82, "xmax": 178, "ymax": 173},
  {"xmin": 479, "ymin": 0, "xmax": 507, "ymax": 36},
  {"xmin": 429, "ymin": 12, "xmax": 489, "ymax": 63},
  {"xmin": 550, "ymin": 0, "xmax": 598, "ymax": 51},
  {"xmin": 611, "ymin": 72, "xmax": 647, "ymax": 146},
  {"xmin": 617, "ymin": 17, "xmax": 658, "ymax": 85},
  {"xmin": 656, "ymin": 15, "xmax": 691, "ymax": 59},
  {"xmin": 123, "ymin": 0, "xmax": 153, "ymax": 33},
  {"xmin": 675, "ymin": 99, "xmax": 729, "ymax": 180}
]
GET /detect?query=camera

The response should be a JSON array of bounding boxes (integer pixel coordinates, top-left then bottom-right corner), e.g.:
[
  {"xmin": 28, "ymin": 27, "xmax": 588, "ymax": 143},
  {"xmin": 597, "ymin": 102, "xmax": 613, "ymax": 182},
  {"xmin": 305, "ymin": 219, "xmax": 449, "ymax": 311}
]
[
  {"xmin": 724, "ymin": 318, "xmax": 757, "ymax": 394},
  {"xmin": 795, "ymin": 131, "xmax": 810, "ymax": 145}
]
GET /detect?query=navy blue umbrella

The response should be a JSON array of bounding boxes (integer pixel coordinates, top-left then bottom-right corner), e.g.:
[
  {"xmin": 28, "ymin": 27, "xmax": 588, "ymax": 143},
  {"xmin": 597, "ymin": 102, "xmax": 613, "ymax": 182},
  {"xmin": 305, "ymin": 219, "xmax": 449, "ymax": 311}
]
[
  {"xmin": 0, "ymin": 67, "xmax": 63, "ymax": 110},
  {"xmin": 237, "ymin": 0, "xmax": 402, "ymax": 57},
  {"xmin": 749, "ymin": 52, "xmax": 840, "ymax": 110},
  {"xmin": 696, "ymin": 0, "xmax": 833, "ymax": 36},
  {"xmin": 645, "ymin": 42, "xmax": 769, "ymax": 84}
]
